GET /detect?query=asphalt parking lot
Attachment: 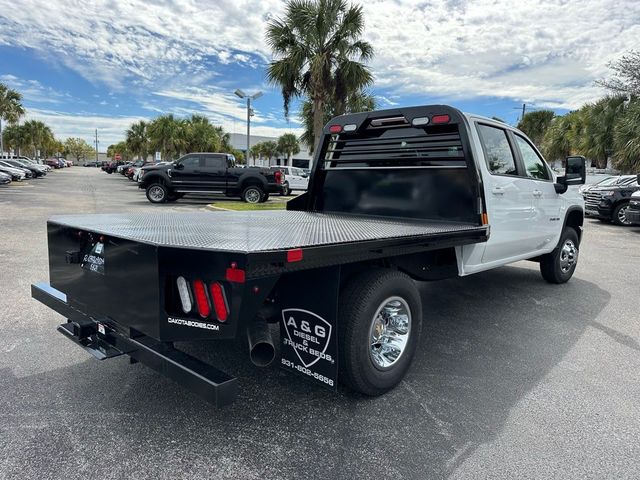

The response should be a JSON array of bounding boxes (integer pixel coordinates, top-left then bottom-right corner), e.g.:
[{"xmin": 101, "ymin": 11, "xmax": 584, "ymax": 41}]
[{"xmin": 1, "ymin": 167, "xmax": 639, "ymax": 479}]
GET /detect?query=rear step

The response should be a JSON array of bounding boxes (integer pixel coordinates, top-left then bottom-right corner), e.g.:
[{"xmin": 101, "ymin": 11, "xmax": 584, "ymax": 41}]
[{"xmin": 31, "ymin": 282, "xmax": 238, "ymax": 407}]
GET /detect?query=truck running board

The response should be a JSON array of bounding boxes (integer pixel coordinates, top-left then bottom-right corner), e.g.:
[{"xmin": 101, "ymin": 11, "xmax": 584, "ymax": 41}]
[{"xmin": 31, "ymin": 282, "xmax": 238, "ymax": 407}]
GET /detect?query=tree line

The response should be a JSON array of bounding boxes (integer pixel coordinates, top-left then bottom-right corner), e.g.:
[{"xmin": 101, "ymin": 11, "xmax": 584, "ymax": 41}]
[{"xmin": 106, "ymin": 114, "xmax": 241, "ymax": 163}]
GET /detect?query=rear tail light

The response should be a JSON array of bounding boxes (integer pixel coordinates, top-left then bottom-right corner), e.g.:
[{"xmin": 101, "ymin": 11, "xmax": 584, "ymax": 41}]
[
  {"xmin": 274, "ymin": 170, "xmax": 282, "ymax": 184},
  {"xmin": 209, "ymin": 282, "xmax": 229, "ymax": 322},
  {"xmin": 192, "ymin": 279, "xmax": 211, "ymax": 318},
  {"xmin": 431, "ymin": 114, "xmax": 451, "ymax": 124},
  {"xmin": 176, "ymin": 276, "xmax": 193, "ymax": 313}
]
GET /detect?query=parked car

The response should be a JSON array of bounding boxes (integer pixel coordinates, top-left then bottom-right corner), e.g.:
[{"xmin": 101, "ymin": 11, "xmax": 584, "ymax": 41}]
[
  {"xmin": 269, "ymin": 165, "xmax": 309, "ymax": 195},
  {"xmin": 102, "ymin": 161, "xmax": 119, "ymax": 174},
  {"xmin": 117, "ymin": 162, "xmax": 134, "ymax": 174},
  {"xmin": 626, "ymin": 175, "xmax": 640, "ymax": 226},
  {"xmin": 20, "ymin": 156, "xmax": 52, "ymax": 171},
  {"xmin": 1, "ymin": 159, "xmax": 47, "ymax": 177},
  {"xmin": 0, "ymin": 160, "xmax": 32, "ymax": 179},
  {"xmin": 0, "ymin": 171, "xmax": 11, "ymax": 185},
  {"xmin": 84, "ymin": 161, "xmax": 98, "ymax": 167},
  {"xmin": 45, "ymin": 158, "xmax": 62, "ymax": 169},
  {"xmin": 139, "ymin": 152, "xmax": 284, "ymax": 203},
  {"xmin": 0, "ymin": 163, "xmax": 26, "ymax": 181},
  {"xmin": 584, "ymin": 175, "xmax": 639, "ymax": 225},
  {"xmin": 578, "ymin": 175, "xmax": 616, "ymax": 195}
]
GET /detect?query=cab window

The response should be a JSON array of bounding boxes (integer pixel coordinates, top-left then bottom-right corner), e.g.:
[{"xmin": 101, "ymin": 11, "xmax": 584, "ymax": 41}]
[
  {"xmin": 202, "ymin": 155, "xmax": 225, "ymax": 169},
  {"xmin": 477, "ymin": 124, "xmax": 517, "ymax": 176},
  {"xmin": 514, "ymin": 135, "xmax": 550, "ymax": 180},
  {"xmin": 179, "ymin": 155, "xmax": 200, "ymax": 169}
]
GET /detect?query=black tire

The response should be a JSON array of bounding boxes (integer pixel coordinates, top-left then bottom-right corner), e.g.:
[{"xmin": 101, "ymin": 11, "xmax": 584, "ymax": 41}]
[
  {"xmin": 261, "ymin": 193, "xmax": 270, "ymax": 203},
  {"xmin": 242, "ymin": 185, "xmax": 264, "ymax": 204},
  {"xmin": 612, "ymin": 202, "xmax": 631, "ymax": 226},
  {"xmin": 146, "ymin": 183, "xmax": 168, "ymax": 204},
  {"xmin": 338, "ymin": 269, "xmax": 422, "ymax": 396},
  {"xmin": 280, "ymin": 182, "xmax": 291, "ymax": 196},
  {"xmin": 540, "ymin": 227, "xmax": 579, "ymax": 284}
]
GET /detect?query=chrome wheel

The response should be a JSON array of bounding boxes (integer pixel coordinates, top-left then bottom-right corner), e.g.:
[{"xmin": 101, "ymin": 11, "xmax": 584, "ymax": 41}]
[
  {"xmin": 369, "ymin": 296, "xmax": 411, "ymax": 370},
  {"xmin": 617, "ymin": 205, "xmax": 630, "ymax": 225},
  {"xmin": 244, "ymin": 188, "xmax": 261, "ymax": 203},
  {"xmin": 148, "ymin": 185, "xmax": 165, "ymax": 202},
  {"xmin": 559, "ymin": 239, "xmax": 578, "ymax": 273}
]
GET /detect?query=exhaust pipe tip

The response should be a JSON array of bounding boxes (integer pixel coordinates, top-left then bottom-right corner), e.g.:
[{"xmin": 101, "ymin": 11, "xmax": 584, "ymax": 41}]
[
  {"xmin": 247, "ymin": 320, "xmax": 275, "ymax": 367},
  {"xmin": 250, "ymin": 342, "xmax": 276, "ymax": 367}
]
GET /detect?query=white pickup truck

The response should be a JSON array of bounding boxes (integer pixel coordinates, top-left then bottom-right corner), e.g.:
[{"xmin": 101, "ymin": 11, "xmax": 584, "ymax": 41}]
[{"xmin": 32, "ymin": 105, "xmax": 586, "ymax": 405}]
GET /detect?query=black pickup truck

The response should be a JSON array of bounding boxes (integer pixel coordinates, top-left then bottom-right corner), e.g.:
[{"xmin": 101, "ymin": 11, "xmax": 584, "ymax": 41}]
[
  {"xmin": 584, "ymin": 174, "xmax": 639, "ymax": 225},
  {"xmin": 139, "ymin": 152, "xmax": 283, "ymax": 203}
]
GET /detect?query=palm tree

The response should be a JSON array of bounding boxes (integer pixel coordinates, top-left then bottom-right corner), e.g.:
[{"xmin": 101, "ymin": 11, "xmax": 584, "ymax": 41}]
[
  {"xmin": 148, "ymin": 114, "xmax": 186, "ymax": 161},
  {"xmin": 542, "ymin": 112, "xmax": 582, "ymax": 162},
  {"xmin": 261, "ymin": 141, "xmax": 279, "ymax": 165},
  {"xmin": 517, "ymin": 110, "xmax": 555, "ymax": 146},
  {"xmin": 580, "ymin": 96, "xmax": 626, "ymax": 168},
  {"xmin": 277, "ymin": 133, "xmax": 300, "ymax": 165},
  {"xmin": 613, "ymin": 99, "xmax": 640, "ymax": 173},
  {"xmin": 266, "ymin": 0, "xmax": 374, "ymax": 152},
  {"xmin": 0, "ymin": 83, "xmax": 25, "ymax": 155},
  {"xmin": 125, "ymin": 120, "xmax": 149, "ymax": 160},
  {"xmin": 21, "ymin": 120, "xmax": 53, "ymax": 159},
  {"xmin": 250, "ymin": 143, "xmax": 263, "ymax": 163}
]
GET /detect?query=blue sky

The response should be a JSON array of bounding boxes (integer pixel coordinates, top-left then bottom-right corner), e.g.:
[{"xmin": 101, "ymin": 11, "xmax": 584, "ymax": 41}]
[{"xmin": 1, "ymin": 0, "xmax": 639, "ymax": 149}]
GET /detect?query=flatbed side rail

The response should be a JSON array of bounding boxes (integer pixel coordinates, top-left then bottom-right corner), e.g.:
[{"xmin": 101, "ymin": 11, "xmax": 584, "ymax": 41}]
[{"xmin": 31, "ymin": 282, "xmax": 238, "ymax": 407}]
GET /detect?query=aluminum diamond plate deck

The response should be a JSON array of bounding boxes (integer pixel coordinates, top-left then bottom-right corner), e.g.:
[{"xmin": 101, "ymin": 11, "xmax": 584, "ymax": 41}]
[{"xmin": 49, "ymin": 211, "xmax": 484, "ymax": 253}]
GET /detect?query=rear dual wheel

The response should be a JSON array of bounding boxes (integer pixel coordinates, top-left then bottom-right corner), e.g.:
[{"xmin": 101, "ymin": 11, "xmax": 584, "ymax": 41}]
[{"xmin": 338, "ymin": 269, "xmax": 422, "ymax": 396}]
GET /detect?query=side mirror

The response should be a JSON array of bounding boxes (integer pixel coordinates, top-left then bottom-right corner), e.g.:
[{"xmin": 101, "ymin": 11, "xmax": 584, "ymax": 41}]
[
  {"xmin": 555, "ymin": 155, "xmax": 586, "ymax": 193},
  {"xmin": 174, "ymin": 162, "xmax": 184, "ymax": 170}
]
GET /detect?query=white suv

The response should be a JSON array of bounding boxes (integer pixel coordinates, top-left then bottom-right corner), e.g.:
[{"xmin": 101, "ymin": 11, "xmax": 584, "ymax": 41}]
[{"xmin": 270, "ymin": 166, "xmax": 309, "ymax": 195}]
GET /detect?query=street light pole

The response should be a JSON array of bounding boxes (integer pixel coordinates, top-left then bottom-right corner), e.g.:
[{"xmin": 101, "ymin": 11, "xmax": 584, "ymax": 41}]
[{"xmin": 234, "ymin": 89, "xmax": 262, "ymax": 166}]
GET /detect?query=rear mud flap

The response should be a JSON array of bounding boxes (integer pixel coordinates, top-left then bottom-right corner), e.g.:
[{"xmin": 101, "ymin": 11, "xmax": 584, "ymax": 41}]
[{"xmin": 277, "ymin": 266, "xmax": 340, "ymax": 391}]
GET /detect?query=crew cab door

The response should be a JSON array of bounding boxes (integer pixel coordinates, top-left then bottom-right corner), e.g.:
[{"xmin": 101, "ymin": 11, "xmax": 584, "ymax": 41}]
[
  {"xmin": 475, "ymin": 123, "xmax": 538, "ymax": 263},
  {"xmin": 171, "ymin": 154, "xmax": 202, "ymax": 189},
  {"xmin": 200, "ymin": 154, "xmax": 228, "ymax": 191},
  {"xmin": 511, "ymin": 133, "xmax": 561, "ymax": 250}
]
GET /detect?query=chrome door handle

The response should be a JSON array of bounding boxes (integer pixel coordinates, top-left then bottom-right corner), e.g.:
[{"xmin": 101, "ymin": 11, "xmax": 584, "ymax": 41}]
[
  {"xmin": 491, "ymin": 187, "xmax": 505, "ymax": 195},
  {"xmin": 532, "ymin": 190, "xmax": 543, "ymax": 197}
]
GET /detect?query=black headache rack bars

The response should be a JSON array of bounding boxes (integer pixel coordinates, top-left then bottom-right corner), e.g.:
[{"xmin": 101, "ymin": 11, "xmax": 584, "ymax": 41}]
[{"xmin": 31, "ymin": 282, "xmax": 238, "ymax": 407}]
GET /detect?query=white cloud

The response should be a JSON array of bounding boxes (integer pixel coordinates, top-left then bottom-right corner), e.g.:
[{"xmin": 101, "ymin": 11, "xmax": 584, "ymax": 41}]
[
  {"xmin": 0, "ymin": 74, "xmax": 72, "ymax": 104},
  {"xmin": 1, "ymin": 0, "xmax": 639, "ymax": 115},
  {"xmin": 363, "ymin": 0, "xmax": 640, "ymax": 108}
]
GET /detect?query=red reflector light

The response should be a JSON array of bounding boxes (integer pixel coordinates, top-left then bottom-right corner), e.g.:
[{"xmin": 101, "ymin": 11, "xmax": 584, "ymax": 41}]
[
  {"xmin": 225, "ymin": 267, "xmax": 246, "ymax": 283},
  {"xmin": 209, "ymin": 282, "xmax": 228, "ymax": 322},
  {"xmin": 192, "ymin": 279, "xmax": 211, "ymax": 318},
  {"xmin": 329, "ymin": 125, "xmax": 342, "ymax": 134},
  {"xmin": 431, "ymin": 114, "xmax": 450, "ymax": 124},
  {"xmin": 287, "ymin": 248, "xmax": 303, "ymax": 263}
]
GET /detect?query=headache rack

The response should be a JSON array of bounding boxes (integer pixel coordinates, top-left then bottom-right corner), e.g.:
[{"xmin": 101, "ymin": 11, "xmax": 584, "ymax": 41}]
[
  {"xmin": 323, "ymin": 122, "xmax": 466, "ymax": 170},
  {"xmin": 294, "ymin": 105, "xmax": 485, "ymax": 224}
]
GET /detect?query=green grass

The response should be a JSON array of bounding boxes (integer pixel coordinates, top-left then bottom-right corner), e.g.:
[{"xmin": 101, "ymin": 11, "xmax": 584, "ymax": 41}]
[{"xmin": 210, "ymin": 201, "xmax": 287, "ymax": 211}]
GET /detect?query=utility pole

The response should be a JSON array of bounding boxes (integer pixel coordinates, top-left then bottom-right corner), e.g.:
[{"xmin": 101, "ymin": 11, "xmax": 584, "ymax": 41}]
[
  {"xmin": 234, "ymin": 89, "xmax": 262, "ymax": 165},
  {"xmin": 95, "ymin": 129, "xmax": 99, "ymax": 164},
  {"xmin": 521, "ymin": 103, "xmax": 526, "ymax": 120}
]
